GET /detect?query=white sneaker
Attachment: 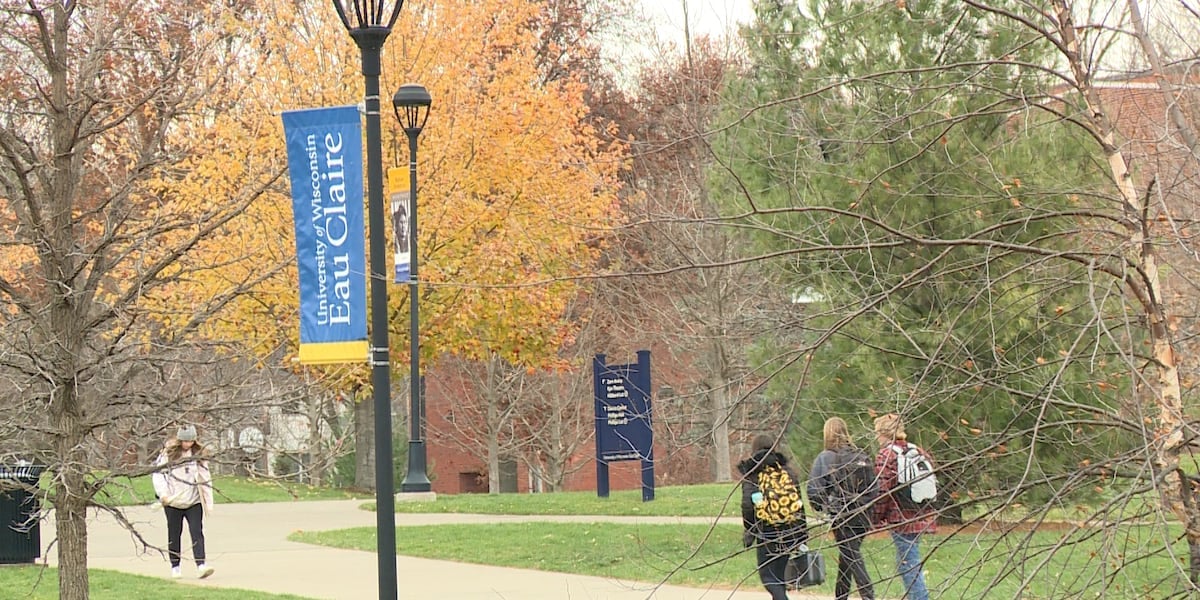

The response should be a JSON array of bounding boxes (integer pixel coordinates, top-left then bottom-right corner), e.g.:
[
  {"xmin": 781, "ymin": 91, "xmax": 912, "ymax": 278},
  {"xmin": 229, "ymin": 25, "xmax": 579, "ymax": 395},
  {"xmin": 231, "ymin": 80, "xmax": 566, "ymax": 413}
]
[
  {"xmin": 170, "ymin": 566, "xmax": 182, "ymax": 579},
  {"xmin": 197, "ymin": 563, "xmax": 215, "ymax": 579}
]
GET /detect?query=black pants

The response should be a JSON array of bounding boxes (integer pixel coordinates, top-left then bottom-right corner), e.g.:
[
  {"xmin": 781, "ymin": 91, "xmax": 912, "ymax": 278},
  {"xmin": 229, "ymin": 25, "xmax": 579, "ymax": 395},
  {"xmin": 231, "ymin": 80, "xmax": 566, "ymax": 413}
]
[
  {"xmin": 165, "ymin": 503, "xmax": 206, "ymax": 567},
  {"xmin": 756, "ymin": 542, "xmax": 790, "ymax": 600},
  {"xmin": 833, "ymin": 522, "xmax": 873, "ymax": 600}
]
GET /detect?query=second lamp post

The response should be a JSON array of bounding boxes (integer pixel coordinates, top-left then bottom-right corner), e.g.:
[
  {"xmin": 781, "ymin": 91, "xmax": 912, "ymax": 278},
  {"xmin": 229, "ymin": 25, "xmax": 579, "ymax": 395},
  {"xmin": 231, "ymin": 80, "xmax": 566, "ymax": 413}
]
[{"xmin": 393, "ymin": 84, "xmax": 432, "ymax": 493}]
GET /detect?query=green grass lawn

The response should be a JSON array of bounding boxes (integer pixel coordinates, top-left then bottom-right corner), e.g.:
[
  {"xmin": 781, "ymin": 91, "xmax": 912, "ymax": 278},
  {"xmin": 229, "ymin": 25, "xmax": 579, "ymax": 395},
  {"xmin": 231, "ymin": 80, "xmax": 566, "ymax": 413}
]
[
  {"xmin": 382, "ymin": 482, "xmax": 1166, "ymax": 531},
  {"xmin": 384, "ymin": 483, "xmax": 745, "ymax": 517},
  {"xmin": 90, "ymin": 475, "xmax": 368, "ymax": 506},
  {"xmin": 0, "ymin": 566, "xmax": 315, "ymax": 600},
  {"xmin": 30, "ymin": 469, "xmax": 368, "ymax": 507},
  {"xmin": 292, "ymin": 521, "xmax": 1192, "ymax": 599}
]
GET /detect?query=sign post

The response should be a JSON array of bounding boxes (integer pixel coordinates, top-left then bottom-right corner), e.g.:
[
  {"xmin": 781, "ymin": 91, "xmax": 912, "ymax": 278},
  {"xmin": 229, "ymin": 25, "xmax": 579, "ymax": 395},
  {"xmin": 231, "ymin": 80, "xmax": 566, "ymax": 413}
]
[{"xmin": 593, "ymin": 350, "xmax": 654, "ymax": 501}]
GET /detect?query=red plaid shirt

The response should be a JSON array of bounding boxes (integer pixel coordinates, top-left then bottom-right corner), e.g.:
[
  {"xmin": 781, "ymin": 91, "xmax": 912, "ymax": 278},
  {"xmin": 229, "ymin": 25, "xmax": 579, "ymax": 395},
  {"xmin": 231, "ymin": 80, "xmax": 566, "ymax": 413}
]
[{"xmin": 873, "ymin": 440, "xmax": 937, "ymax": 535}]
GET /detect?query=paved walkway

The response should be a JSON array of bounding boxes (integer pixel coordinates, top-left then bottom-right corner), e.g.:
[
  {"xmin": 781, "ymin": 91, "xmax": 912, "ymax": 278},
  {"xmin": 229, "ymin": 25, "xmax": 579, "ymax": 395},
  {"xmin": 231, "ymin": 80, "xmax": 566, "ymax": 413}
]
[{"xmin": 42, "ymin": 500, "xmax": 826, "ymax": 599}]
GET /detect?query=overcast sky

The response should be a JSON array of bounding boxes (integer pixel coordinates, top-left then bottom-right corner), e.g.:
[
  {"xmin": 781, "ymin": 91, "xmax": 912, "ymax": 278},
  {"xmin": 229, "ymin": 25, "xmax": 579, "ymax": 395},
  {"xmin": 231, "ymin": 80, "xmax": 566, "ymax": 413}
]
[
  {"xmin": 639, "ymin": 0, "xmax": 755, "ymax": 45},
  {"xmin": 604, "ymin": 0, "xmax": 754, "ymax": 82}
]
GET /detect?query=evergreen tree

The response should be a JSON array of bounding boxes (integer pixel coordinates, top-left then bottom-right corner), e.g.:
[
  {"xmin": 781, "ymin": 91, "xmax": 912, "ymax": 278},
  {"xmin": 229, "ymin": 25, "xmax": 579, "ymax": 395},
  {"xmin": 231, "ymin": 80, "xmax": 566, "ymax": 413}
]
[{"xmin": 714, "ymin": 0, "xmax": 1136, "ymax": 506}]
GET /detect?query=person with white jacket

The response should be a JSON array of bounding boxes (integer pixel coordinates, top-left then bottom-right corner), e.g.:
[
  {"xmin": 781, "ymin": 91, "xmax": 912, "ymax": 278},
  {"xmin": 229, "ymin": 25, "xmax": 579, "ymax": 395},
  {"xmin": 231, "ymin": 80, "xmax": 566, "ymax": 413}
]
[{"xmin": 152, "ymin": 424, "xmax": 215, "ymax": 579}]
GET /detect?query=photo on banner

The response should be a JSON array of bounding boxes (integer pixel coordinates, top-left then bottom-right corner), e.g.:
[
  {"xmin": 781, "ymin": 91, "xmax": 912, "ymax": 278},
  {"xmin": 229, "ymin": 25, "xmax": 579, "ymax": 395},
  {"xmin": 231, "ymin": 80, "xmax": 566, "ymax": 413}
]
[
  {"xmin": 281, "ymin": 105, "xmax": 368, "ymax": 364},
  {"xmin": 389, "ymin": 167, "xmax": 411, "ymax": 283}
]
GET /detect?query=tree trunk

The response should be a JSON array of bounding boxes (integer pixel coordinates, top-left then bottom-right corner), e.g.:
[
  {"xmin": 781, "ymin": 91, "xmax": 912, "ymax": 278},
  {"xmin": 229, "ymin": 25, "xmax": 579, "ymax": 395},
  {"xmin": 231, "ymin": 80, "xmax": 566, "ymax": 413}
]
[
  {"xmin": 354, "ymin": 394, "xmax": 375, "ymax": 490},
  {"xmin": 487, "ymin": 392, "xmax": 501, "ymax": 493},
  {"xmin": 54, "ymin": 387, "xmax": 89, "ymax": 600},
  {"xmin": 711, "ymin": 382, "xmax": 733, "ymax": 482},
  {"xmin": 1053, "ymin": 1, "xmax": 1198, "ymax": 585},
  {"xmin": 55, "ymin": 475, "xmax": 89, "ymax": 600},
  {"xmin": 545, "ymin": 413, "xmax": 566, "ymax": 492},
  {"xmin": 485, "ymin": 362, "xmax": 502, "ymax": 494},
  {"xmin": 45, "ymin": 2, "xmax": 90, "ymax": 593},
  {"xmin": 1123, "ymin": 0, "xmax": 1200, "ymax": 581},
  {"xmin": 307, "ymin": 393, "xmax": 324, "ymax": 487},
  {"xmin": 544, "ymin": 457, "xmax": 563, "ymax": 492}
]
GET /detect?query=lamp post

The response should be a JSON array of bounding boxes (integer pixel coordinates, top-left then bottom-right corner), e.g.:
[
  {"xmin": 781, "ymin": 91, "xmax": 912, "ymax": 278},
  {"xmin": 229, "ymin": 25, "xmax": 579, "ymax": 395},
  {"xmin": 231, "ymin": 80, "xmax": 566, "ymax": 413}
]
[
  {"xmin": 393, "ymin": 84, "xmax": 432, "ymax": 493},
  {"xmin": 331, "ymin": 1, "xmax": 403, "ymax": 598}
]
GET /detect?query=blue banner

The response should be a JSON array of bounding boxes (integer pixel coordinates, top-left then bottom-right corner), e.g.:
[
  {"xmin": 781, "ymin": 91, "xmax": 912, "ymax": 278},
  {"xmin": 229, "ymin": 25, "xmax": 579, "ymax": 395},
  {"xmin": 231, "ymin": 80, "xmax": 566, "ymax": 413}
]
[{"xmin": 282, "ymin": 106, "xmax": 368, "ymax": 364}]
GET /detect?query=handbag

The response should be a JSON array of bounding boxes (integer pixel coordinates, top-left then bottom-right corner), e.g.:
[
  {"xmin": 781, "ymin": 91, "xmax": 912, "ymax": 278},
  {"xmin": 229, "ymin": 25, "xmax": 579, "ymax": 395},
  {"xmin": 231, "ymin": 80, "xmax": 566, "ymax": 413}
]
[{"xmin": 785, "ymin": 548, "xmax": 826, "ymax": 588}]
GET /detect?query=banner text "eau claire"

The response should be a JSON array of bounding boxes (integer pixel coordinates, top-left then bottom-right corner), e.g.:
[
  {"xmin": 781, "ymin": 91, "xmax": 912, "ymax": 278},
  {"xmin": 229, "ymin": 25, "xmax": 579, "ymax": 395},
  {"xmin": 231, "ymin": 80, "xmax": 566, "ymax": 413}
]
[{"xmin": 307, "ymin": 132, "xmax": 353, "ymax": 327}]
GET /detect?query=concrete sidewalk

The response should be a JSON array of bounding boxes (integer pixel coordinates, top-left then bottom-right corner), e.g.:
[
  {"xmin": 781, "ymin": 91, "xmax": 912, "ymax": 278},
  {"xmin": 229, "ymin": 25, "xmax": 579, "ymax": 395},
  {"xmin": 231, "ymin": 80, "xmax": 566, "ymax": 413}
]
[{"xmin": 43, "ymin": 499, "xmax": 824, "ymax": 599}]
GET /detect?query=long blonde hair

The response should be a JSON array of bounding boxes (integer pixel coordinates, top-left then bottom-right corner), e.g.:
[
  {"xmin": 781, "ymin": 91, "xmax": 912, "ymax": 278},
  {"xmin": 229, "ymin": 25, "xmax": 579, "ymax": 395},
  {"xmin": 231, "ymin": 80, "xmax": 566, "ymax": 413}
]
[{"xmin": 823, "ymin": 417, "xmax": 853, "ymax": 450}]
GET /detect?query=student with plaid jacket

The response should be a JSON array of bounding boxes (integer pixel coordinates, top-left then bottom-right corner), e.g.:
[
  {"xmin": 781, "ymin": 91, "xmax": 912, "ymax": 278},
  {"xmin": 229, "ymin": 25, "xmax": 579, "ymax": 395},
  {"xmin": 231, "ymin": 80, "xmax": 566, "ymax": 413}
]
[{"xmin": 872, "ymin": 414, "xmax": 935, "ymax": 600}]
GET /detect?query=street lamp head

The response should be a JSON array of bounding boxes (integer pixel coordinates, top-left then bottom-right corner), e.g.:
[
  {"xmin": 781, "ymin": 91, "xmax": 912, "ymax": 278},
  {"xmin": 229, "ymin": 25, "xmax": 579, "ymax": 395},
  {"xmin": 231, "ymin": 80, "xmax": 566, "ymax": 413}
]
[
  {"xmin": 332, "ymin": 0, "xmax": 405, "ymax": 32},
  {"xmin": 393, "ymin": 83, "xmax": 432, "ymax": 133}
]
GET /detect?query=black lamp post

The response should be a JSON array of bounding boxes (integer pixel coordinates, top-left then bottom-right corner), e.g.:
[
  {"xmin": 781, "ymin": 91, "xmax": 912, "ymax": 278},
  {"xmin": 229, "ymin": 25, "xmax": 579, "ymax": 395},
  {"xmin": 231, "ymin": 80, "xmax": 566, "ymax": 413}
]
[
  {"xmin": 331, "ymin": 1, "xmax": 403, "ymax": 598},
  {"xmin": 393, "ymin": 84, "xmax": 432, "ymax": 493}
]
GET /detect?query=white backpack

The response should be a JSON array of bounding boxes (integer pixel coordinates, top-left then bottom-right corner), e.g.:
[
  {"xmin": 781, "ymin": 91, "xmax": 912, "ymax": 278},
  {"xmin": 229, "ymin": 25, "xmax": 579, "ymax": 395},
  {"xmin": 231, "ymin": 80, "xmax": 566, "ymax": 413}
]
[{"xmin": 891, "ymin": 443, "xmax": 937, "ymax": 508}]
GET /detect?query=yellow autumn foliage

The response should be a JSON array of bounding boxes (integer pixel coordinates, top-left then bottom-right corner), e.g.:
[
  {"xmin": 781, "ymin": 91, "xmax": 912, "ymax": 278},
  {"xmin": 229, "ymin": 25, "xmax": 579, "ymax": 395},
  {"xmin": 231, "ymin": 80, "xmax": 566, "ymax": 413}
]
[
  {"xmin": 149, "ymin": 0, "xmax": 625, "ymax": 376},
  {"xmin": 386, "ymin": 0, "xmax": 625, "ymax": 365}
]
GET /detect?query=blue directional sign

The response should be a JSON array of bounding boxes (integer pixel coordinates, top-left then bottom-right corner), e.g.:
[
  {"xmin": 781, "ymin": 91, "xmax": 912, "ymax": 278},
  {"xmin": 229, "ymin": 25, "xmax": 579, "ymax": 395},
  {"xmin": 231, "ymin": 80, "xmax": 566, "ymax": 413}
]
[{"xmin": 593, "ymin": 351, "xmax": 654, "ymax": 501}]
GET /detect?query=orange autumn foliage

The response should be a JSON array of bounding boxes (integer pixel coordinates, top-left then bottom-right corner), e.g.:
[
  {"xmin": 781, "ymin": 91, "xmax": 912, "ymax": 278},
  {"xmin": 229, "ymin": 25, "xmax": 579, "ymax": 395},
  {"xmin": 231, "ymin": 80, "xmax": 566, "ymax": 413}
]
[{"xmin": 165, "ymin": 0, "xmax": 627, "ymax": 375}]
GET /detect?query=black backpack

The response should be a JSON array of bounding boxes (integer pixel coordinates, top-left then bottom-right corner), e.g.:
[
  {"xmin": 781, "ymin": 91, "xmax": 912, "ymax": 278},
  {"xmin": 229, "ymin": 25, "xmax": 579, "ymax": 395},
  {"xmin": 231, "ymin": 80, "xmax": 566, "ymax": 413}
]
[{"xmin": 830, "ymin": 449, "xmax": 877, "ymax": 521}]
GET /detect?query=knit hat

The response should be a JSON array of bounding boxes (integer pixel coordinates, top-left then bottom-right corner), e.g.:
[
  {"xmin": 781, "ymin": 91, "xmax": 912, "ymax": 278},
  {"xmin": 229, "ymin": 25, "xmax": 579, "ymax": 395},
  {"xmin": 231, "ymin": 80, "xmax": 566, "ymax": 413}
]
[{"xmin": 177, "ymin": 425, "xmax": 197, "ymax": 442}]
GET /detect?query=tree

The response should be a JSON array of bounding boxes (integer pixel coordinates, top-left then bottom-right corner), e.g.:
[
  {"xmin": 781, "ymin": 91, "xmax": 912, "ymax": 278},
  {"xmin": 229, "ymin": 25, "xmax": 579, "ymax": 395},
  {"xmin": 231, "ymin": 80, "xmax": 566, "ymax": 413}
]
[
  {"xmin": 0, "ymin": 1, "xmax": 293, "ymax": 597},
  {"xmin": 609, "ymin": 34, "xmax": 785, "ymax": 483},
  {"xmin": 196, "ymin": 0, "xmax": 629, "ymax": 491},
  {"xmin": 517, "ymin": 357, "xmax": 596, "ymax": 492},
  {"xmin": 370, "ymin": 0, "xmax": 627, "ymax": 489},
  {"xmin": 382, "ymin": 0, "xmax": 625, "ymax": 368},
  {"xmin": 721, "ymin": 0, "xmax": 1123, "ymax": 501},
  {"xmin": 436, "ymin": 353, "xmax": 531, "ymax": 493},
  {"xmin": 1039, "ymin": 0, "xmax": 1200, "ymax": 583},
  {"xmin": 667, "ymin": 0, "xmax": 1200, "ymax": 593}
]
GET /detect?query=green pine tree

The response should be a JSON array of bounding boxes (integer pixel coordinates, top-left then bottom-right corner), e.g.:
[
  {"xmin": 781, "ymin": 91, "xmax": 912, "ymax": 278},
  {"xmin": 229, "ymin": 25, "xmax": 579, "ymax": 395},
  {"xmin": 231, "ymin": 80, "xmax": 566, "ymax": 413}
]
[{"xmin": 712, "ymin": 0, "xmax": 1137, "ymax": 508}]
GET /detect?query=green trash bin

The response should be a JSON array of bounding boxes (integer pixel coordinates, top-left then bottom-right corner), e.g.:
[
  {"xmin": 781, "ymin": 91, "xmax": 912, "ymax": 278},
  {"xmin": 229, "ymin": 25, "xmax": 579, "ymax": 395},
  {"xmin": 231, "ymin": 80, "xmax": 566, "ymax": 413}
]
[{"xmin": 0, "ymin": 463, "xmax": 43, "ymax": 564}]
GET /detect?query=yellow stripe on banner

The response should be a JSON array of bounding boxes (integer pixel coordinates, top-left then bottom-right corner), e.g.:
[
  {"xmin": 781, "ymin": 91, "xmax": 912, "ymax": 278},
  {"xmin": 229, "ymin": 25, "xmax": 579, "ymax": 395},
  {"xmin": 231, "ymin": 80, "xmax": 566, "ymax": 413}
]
[
  {"xmin": 299, "ymin": 341, "xmax": 369, "ymax": 365},
  {"xmin": 389, "ymin": 166, "xmax": 409, "ymax": 193}
]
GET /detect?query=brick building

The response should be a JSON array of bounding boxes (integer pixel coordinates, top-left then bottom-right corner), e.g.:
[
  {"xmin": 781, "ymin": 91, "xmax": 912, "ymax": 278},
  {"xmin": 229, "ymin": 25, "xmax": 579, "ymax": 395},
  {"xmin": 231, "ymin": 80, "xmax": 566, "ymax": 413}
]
[
  {"xmin": 419, "ymin": 342, "xmax": 726, "ymax": 495},
  {"xmin": 1080, "ymin": 70, "xmax": 1200, "ymax": 384}
]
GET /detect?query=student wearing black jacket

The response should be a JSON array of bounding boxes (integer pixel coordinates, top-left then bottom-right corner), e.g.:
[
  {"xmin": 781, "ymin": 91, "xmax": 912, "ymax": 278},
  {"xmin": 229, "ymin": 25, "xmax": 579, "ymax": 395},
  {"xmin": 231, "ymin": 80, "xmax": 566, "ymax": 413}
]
[
  {"xmin": 738, "ymin": 433, "xmax": 809, "ymax": 600},
  {"xmin": 808, "ymin": 417, "xmax": 876, "ymax": 600}
]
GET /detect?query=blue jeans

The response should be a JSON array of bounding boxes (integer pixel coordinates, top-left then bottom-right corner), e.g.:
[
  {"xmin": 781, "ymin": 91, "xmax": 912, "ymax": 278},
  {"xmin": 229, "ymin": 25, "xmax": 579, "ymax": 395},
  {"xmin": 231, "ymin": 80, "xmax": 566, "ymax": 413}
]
[{"xmin": 890, "ymin": 531, "xmax": 928, "ymax": 600}]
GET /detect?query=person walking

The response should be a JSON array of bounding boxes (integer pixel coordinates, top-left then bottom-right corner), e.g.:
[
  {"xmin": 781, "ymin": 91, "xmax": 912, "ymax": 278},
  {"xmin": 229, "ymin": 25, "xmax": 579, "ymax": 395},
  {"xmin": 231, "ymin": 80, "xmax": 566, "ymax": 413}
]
[
  {"xmin": 808, "ymin": 417, "xmax": 876, "ymax": 600},
  {"xmin": 872, "ymin": 414, "xmax": 935, "ymax": 600},
  {"xmin": 737, "ymin": 433, "xmax": 809, "ymax": 600},
  {"xmin": 152, "ymin": 424, "xmax": 215, "ymax": 579}
]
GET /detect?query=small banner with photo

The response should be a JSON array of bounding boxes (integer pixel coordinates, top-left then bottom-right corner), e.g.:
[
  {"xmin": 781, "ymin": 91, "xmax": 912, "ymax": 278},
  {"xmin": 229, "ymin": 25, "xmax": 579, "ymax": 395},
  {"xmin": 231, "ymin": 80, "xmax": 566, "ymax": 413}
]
[{"xmin": 388, "ymin": 167, "xmax": 411, "ymax": 283}]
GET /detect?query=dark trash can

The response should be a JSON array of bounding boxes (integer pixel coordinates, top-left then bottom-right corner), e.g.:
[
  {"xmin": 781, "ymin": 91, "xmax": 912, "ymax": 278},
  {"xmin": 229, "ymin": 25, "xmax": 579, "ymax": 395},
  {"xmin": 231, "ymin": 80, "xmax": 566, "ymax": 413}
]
[{"xmin": 0, "ymin": 464, "xmax": 44, "ymax": 564}]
